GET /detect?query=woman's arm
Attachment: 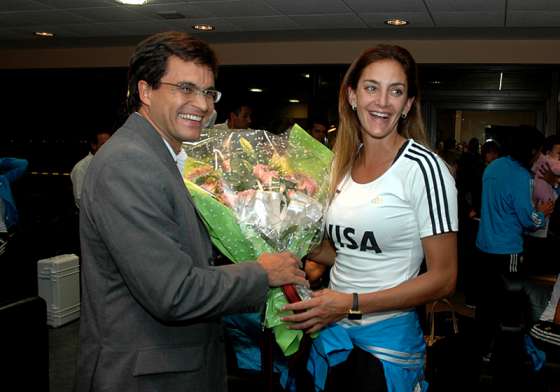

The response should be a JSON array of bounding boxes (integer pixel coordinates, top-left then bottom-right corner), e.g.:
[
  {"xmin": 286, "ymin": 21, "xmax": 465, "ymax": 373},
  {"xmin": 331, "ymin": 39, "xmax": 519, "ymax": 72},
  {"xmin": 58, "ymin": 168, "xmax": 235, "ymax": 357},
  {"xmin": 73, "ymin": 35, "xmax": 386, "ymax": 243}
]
[
  {"xmin": 358, "ymin": 232, "xmax": 457, "ymax": 314},
  {"xmin": 282, "ymin": 232, "xmax": 457, "ymax": 333}
]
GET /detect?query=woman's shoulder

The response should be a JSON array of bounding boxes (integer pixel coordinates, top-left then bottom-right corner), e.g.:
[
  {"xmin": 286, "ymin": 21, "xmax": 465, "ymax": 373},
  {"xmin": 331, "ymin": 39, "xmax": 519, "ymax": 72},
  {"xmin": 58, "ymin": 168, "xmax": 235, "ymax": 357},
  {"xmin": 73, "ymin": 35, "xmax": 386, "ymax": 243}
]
[{"xmin": 400, "ymin": 140, "xmax": 451, "ymax": 173}]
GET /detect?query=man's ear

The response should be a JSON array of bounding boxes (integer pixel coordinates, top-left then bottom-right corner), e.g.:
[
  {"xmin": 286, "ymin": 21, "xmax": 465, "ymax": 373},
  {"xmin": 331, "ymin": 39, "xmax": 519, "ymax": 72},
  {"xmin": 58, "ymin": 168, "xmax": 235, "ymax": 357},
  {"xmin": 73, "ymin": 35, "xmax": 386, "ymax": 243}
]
[{"xmin": 138, "ymin": 80, "xmax": 152, "ymax": 107}]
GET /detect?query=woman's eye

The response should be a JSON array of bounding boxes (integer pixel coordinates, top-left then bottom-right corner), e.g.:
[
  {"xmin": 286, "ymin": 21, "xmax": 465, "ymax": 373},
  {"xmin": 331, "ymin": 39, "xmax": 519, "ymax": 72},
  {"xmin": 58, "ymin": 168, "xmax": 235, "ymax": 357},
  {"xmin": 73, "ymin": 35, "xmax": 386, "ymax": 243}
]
[
  {"xmin": 391, "ymin": 89, "xmax": 403, "ymax": 96},
  {"xmin": 365, "ymin": 85, "xmax": 376, "ymax": 93}
]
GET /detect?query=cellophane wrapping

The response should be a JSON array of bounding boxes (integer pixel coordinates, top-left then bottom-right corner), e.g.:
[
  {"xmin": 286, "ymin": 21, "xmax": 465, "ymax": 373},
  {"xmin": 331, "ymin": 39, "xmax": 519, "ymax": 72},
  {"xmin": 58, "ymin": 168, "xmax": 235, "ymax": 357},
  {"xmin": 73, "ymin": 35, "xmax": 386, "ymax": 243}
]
[{"xmin": 182, "ymin": 124, "xmax": 333, "ymax": 356}]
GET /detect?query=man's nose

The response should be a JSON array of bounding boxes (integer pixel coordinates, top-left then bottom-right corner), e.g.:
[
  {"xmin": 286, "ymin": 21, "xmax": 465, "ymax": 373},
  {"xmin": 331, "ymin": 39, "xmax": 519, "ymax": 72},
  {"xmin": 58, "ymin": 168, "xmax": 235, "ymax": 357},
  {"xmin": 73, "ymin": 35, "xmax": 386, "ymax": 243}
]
[{"xmin": 192, "ymin": 90, "xmax": 210, "ymax": 112}]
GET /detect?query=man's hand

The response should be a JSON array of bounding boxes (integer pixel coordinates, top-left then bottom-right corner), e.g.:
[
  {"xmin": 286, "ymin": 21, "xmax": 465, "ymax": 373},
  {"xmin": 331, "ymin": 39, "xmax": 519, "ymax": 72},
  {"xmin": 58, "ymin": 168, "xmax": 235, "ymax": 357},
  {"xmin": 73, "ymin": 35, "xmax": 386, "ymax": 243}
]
[{"xmin": 257, "ymin": 252, "xmax": 308, "ymax": 287}]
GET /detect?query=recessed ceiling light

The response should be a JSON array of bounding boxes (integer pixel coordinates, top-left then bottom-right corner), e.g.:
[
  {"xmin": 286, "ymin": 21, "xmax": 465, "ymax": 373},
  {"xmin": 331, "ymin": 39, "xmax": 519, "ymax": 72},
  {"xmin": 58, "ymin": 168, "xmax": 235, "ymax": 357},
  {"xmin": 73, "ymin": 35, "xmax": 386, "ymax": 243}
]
[
  {"xmin": 249, "ymin": 88, "xmax": 263, "ymax": 93},
  {"xmin": 115, "ymin": 0, "xmax": 148, "ymax": 5},
  {"xmin": 192, "ymin": 24, "xmax": 215, "ymax": 31},
  {"xmin": 34, "ymin": 31, "xmax": 55, "ymax": 37},
  {"xmin": 289, "ymin": 99, "xmax": 300, "ymax": 103},
  {"xmin": 384, "ymin": 18, "xmax": 409, "ymax": 26}
]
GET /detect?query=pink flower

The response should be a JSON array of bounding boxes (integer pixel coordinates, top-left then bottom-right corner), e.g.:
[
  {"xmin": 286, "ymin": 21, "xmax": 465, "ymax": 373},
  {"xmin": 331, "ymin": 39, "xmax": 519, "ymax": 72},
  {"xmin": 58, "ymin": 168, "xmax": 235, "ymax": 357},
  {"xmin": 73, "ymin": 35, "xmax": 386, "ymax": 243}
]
[
  {"xmin": 287, "ymin": 173, "xmax": 318, "ymax": 196},
  {"xmin": 253, "ymin": 163, "xmax": 279, "ymax": 185}
]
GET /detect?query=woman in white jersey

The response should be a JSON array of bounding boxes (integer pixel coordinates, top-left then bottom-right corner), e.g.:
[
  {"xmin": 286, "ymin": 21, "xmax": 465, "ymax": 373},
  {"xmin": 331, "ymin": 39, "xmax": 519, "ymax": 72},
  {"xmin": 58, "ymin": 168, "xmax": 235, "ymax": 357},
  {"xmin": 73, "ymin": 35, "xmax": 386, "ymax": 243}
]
[{"xmin": 283, "ymin": 45, "xmax": 458, "ymax": 391}]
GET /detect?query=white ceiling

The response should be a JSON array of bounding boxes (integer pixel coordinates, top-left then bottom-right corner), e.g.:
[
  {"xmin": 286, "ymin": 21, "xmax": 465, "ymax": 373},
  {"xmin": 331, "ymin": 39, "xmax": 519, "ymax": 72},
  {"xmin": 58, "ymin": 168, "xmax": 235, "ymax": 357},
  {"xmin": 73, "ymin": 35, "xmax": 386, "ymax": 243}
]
[{"xmin": 2, "ymin": 0, "xmax": 560, "ymax": 48}]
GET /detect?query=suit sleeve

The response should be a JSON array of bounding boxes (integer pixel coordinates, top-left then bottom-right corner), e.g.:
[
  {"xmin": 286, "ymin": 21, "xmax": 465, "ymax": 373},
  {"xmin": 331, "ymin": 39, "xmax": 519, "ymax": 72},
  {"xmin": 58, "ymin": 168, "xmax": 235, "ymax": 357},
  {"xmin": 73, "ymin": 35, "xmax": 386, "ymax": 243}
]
[{"xmin": 87, "ymin": 149, "xmax": 269, "ymax": 322}]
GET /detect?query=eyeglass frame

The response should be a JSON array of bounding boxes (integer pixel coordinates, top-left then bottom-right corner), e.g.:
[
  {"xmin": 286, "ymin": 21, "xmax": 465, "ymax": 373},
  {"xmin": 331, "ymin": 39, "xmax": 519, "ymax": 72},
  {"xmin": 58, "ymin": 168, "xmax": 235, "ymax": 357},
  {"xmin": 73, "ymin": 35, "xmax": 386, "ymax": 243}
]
[{"xmin": 159, "ymin": 81, "xmax": 222, "ymax": 103}]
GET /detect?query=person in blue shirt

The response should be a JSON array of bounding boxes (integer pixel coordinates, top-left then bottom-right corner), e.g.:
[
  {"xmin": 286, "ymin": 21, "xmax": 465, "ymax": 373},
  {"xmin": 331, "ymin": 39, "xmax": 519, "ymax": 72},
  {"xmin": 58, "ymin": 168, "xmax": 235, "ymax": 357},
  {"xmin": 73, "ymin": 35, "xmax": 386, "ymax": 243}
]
[
  {"xmin": 0, "ymin": 157, "xmax": 28, "ymax": 254},
  {"xmin": 475, "ymin": 126, "xmax": 554, "ymax": 367}
]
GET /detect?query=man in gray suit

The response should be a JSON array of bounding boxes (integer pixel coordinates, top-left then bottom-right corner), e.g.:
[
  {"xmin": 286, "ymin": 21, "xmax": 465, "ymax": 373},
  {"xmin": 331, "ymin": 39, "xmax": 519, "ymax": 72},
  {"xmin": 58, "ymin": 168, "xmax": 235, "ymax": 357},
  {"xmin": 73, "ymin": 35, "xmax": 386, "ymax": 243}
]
[{"xmin": 76, "ymin": 31, "xmax": 307, "ymax": 392}]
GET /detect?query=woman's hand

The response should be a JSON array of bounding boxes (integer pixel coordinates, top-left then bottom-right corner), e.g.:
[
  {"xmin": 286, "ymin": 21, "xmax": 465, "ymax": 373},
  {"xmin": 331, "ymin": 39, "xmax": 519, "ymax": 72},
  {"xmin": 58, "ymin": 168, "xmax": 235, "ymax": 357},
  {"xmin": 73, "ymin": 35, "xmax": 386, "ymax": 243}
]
[
  {"xmin": 536, "ymin": 199, "xmax": 555, "ymax": 217},
  {"xmin": 281, "ymin": 289, "xmax": 352, "ymax": 334}
]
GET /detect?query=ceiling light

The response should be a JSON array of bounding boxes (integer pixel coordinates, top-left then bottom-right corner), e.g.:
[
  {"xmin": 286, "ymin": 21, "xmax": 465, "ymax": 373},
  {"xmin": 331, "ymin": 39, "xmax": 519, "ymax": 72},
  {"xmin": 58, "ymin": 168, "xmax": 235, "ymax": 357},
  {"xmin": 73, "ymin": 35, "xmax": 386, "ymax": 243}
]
[
  {"xmin": 192, "ymin": 24, "xmax": 215, "ymax": 31},
  {"xmin": 249, "ymin": 88, "xmax": 263, "ymax": 93},
  {"xmin": 289, "ymin": 99, "xmax": 300, "ymax": 103},
  {"xmin": 303, "ymin": 73, "xmax": 311, "ymax": 79},
  {"xmin": 34, "ymin": 31, "xmax": 55, "ymax": 37},
  {"xmin": 115, "ymin": 0, "xmax": 148, "ymax": 5},
  {"xmin": 384, "ymin": 18, "xmax": 409, "ymax": 26}
]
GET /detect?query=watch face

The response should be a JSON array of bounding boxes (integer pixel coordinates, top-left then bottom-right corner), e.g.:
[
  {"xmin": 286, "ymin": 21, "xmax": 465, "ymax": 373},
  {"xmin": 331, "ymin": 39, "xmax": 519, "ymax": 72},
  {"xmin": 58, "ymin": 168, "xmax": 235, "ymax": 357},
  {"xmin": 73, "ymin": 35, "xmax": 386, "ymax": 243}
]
[{"xmin": 348, "ymin": 311, "xmax": 362, "ymax": 320}]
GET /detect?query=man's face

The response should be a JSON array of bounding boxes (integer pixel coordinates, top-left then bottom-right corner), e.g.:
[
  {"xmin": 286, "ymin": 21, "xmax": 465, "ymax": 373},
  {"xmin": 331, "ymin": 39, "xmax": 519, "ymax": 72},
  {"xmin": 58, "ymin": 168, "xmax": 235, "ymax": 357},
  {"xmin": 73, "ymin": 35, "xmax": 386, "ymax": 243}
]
[
  {"xmin": 230, "ymin": 106, "xmax": 252, "ymax": 129},
  {"xmin": 310, "ymin": 123, "xmax": 327, "ymax": 143},
  {"xmin": 138, "ymin": 56, "xmax": 215, "ymax": 152}
]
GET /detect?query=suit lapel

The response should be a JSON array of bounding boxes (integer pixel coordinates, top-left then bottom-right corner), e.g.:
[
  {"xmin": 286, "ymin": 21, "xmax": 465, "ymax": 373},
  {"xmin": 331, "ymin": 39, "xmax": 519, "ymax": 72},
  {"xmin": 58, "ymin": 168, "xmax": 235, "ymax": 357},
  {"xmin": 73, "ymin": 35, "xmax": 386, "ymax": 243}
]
[{"xmin": 126, "ymin": 113, "xmax": 199, "ymax": 211}]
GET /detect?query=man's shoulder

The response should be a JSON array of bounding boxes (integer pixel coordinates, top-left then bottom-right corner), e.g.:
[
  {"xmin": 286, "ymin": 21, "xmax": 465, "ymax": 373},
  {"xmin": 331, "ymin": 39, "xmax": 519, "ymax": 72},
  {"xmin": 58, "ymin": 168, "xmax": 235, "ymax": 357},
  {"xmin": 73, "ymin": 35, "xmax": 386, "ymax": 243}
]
[
  {"xmin": 213, "ymin": 122, "xmax": 230, "ymax": 130},
  {"xmin": 71, "ymin": 154, "xmax": 92, "ymax": 173}
]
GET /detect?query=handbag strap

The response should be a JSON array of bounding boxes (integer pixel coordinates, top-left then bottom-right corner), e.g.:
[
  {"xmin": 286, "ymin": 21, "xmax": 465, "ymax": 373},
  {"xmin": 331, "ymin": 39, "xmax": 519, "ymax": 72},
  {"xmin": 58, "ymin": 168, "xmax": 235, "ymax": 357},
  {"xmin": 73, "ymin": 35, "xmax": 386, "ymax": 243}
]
[{"xmin": 427, "ymin": 298, "xmax": 459, "ymax": 345}]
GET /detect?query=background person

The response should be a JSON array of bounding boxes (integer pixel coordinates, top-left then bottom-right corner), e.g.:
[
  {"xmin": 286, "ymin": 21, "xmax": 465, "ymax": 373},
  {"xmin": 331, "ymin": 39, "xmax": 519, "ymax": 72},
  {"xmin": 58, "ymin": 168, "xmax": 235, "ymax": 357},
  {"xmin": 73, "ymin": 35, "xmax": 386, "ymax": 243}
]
[
  {"xmin": 70, "ymin": 129, "xmax": 112, "ymax": 208},
  {"xmin": 0, "ymin": 157, "xmax": 28, "ymax": 254},
  {"xmin": 75, "ymin": 31, "xmax": 306, "ymax": 392},
  {"xmin": 307, "ymin": 117, "xmax": 329, "ymax": 145},
  {"xmin": 283, "ymin": 44, "xmax": 458, "ymax": 391},
  {"xmin": 475, "ymin": 126, "xmax": 554, "ymax": 387},
  {"xmin": 214, "ymin": 102, "xmax": 253, "ymax": 130}
]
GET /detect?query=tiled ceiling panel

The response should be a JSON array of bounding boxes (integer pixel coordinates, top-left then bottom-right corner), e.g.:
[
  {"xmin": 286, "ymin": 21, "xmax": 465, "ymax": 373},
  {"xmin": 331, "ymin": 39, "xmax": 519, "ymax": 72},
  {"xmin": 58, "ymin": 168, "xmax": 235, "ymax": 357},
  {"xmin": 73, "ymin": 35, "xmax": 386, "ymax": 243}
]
[
  {"xmin": 225, "ymin": 15, "xmax": 300, "ymax": 31},
  {"xmin": 424, "ymin": 0, "xmax": 506, "ymax": 12},
  {"xmin": 432, "ymin": 12, "xmax": 505, "ymax": 27},
  {"xmin": 33, "ymin": 0, "xmax": 116, "ymax": 9},
  {"xmin": 196, "ymin": 0, "xmax": 280, "ymax": 17},
  {"xmin": 508, "ymin": 0, "xmax": 560, "ymax": 11},
  {"xmin": 0, "ymin": 0, "xmax": 560, "ymax": 48},
  {"xmin": 344, "ymin": 0, "xmax": 426, "ymax": 13},
  {"xmin": 290, "ymin": 13, "xmax": 366, "ymax": 29},
  {"xmin": 265, "ymin": 0, "xmax": 351, "ymax": 15},
  {"xmin": 508, "ymin": 11, "xmax": 560, "ymax": 27},
  {"xmin": 69, "ymin": 6, "xmax": 153, "ymax": 22}
]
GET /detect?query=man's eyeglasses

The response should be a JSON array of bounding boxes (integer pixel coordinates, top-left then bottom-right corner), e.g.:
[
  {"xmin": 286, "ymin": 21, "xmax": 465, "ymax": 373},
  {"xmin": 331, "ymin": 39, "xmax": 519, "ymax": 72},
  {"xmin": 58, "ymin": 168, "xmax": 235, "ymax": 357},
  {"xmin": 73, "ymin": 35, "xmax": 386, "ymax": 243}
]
[{"xmin": 159, "ymin": 81, "xmax": 222, "ymax": 103}]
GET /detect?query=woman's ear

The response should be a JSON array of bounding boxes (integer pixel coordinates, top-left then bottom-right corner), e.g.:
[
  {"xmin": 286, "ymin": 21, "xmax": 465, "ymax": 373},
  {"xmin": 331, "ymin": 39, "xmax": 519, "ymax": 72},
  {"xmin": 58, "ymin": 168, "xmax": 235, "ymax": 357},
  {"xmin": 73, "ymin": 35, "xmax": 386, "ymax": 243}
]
[
  {"xmin": 347, "ymin": 87, "xmax": 357, "ymax": 109},
  {"xmin": 403, "ymin": 96, "xmax": 415, "ymax": 117},
  {"xmin": 138, "ymin": 80, "xmax": 152, "ymax": 107}
]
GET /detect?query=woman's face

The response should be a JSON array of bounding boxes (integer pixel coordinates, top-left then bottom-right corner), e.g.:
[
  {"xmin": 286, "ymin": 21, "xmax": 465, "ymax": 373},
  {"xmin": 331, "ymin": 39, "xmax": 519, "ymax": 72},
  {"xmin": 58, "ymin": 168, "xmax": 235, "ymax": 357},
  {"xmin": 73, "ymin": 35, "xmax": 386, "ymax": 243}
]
[
  {"xmin": 348, "ymin": 59, "xmax": 414, "ymax": 141},
  {"xmin": 548, "ymin": 144, "xmax": 560, "ymax": 161}
]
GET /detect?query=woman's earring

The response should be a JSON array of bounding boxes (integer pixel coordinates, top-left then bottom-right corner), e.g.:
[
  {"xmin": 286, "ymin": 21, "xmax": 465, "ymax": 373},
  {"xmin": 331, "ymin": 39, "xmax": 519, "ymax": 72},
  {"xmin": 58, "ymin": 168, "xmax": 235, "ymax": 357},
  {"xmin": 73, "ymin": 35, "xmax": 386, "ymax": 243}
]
[
  {"xmin": 401, "ymin": 112, "xmax": 408, "ymax": 119},
  {"xmin": 351, "ymin": 103, "xmax": 357, "ymax": 111}
]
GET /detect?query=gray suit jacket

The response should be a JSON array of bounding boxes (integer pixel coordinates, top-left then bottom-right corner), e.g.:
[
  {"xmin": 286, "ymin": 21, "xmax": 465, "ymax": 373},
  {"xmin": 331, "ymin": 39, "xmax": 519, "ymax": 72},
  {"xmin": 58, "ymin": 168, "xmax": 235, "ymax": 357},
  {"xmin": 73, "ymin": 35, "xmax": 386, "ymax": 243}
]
[{"xmin": 76, "ymin": 113, "xmax": 269, "ymax": 392}]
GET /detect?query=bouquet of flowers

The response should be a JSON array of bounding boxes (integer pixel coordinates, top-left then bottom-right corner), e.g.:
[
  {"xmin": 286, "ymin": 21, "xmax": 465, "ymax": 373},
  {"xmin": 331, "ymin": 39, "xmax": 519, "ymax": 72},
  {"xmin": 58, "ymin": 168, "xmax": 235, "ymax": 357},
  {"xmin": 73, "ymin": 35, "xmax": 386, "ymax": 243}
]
[{"xmin": 182, "ymin": 124, "xmax": 333, "ymax": 356}]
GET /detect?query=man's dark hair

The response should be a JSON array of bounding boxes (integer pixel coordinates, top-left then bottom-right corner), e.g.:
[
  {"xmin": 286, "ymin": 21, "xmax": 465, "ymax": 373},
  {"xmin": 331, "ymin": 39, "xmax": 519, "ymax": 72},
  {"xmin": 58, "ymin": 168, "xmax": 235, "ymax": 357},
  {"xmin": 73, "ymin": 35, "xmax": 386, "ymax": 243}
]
[
  {"xmin": 481, "ymin": 139, "xmax": 501, "ymax": 156},
  {"xmin": 127, "ymin": 31, "xmax": 218, "ymax": 113},
  {"xmin": 308, "ymin": 117, "xmax": 329, "ymax": 129},
  {"xmin": 87, "ymin": 130, "xmax": 112, "ymax": 146},
  {"xmin": 229, "ymin": 103, "xmax": 252, "ymax": 116},
  {"xmin": 503, "ymin": 125, "xmax": 544, "ymax": 169}
]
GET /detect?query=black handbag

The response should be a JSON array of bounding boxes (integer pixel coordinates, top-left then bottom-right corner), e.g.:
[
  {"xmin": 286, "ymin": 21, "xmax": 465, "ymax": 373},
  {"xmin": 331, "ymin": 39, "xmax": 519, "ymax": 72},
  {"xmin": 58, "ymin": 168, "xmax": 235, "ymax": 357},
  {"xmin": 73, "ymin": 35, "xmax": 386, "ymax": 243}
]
[{"xmin": 424, "ymin": 299, "xmax": 478, "ymax": 392}]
